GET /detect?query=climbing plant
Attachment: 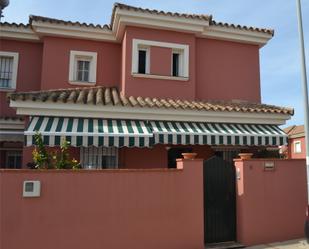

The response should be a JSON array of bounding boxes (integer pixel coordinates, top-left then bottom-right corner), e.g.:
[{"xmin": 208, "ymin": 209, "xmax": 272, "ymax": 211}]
[{"xmin": 32, "ymin": 132, "xmax": 81, "ymax": 169}]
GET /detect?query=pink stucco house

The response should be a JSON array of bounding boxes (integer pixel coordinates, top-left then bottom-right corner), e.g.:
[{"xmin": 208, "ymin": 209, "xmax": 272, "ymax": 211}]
[
  {"xmin": 283, "ymin": 125, "xmax": 306, "ymax": 159},
  {"xmin": 1, "ymin": 3, "xmax": 304, "ymax": 248},
  {"xmin": 0, "ymin": 3, "xmax": 292, "ymax": 169}
]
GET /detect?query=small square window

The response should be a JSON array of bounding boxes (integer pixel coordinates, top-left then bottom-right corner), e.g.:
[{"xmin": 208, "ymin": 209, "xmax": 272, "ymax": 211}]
[
  {"xmin": 69, "ymin": 51, "xmax": 97, "ymax": 85},
  {"xmin": 0, "ymin": 51, "xmax": 19, "ymax": 90}
]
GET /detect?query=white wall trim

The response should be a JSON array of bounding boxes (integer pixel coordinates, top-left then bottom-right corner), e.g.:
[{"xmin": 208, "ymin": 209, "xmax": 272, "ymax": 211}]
[
  {"xmin": 201, "ymin": 26, "xmax": 273, "ymax": 47},
  {"xmin": 69, "ymin": 50, "xmax": 97, "ymax": 84},
  {"xmin": 132, "ymin": 73, "xmax": 189, "ymax": 81},
  {"xmin": 0, "ymin": 25, "xmax": 40, "ymax": 42},
  {"xmin": 10, "ymin": 100, "xmax": 291, "ymax": 125},
  {"xmin": 31, "ymin": 21, "xmax": 116, "ymax": 42},
  {"xmin": 0, "ymin": 51, "xmax": 19, "ymax": 90}
]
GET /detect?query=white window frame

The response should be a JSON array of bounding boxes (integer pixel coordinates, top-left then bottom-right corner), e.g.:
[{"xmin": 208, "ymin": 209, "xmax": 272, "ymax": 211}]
[
  {"xmin": 69, "ymin": 50, "xmax": 97, "ymax": 86},
  {"xmin": 294, "ymin": 140, "xmax": 302, "ymax": 154},
  {"xmin": 80, "ymin": 147, "xmax": 118, "ymax": 169},
  {"xmin": 132, "ymin": 39, "xmax": 189, "ymax": 80},
  {"xmin": 0, "ymin": 51, "xmax": 19, "ymax": 90}
]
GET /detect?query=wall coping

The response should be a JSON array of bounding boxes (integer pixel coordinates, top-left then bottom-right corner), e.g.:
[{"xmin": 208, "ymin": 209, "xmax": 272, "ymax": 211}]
[
  {"xmin": 234, "ymin": 158, "xmax": 305, "ymax": 162},
  {"xmin": 176, "ymin": 158, "xmax": 204, "ymax": 162},
  {"xmin": 0, "ymin": 168, "xmax": 183, "ymax": 174}
]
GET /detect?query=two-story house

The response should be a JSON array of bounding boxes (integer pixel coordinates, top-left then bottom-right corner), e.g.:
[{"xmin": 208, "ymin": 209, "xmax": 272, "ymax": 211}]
[{"xmin": 0, "ymin": 3, "xmax": 292, "ymax": 169}]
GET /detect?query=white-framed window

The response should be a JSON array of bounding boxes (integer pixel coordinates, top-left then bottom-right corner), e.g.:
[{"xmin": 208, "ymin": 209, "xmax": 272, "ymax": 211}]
[
  {"xmin": 132, "ymin": 39, "xmax": 189, "ymax": 79},
  {"xmin": 294, "ymin": 140, "xmax": 302, "ymax": 153},
  {"xmin": 80, "ymin": 147, "xmax": 118, "ymax": 169},
  {"xmin": 137, "ymin": 46, "xmax": 150, "ymax": 74},
  {"xmin": 172, "ymin": 49, "xmax": 184, "ymax": 77},
  {"xmin": 69, "ymin": 50, "xmax": 97, "ymax": 85},
  {"xmin": 0, "ymin": 51, "xmax": 19, "ymax": 90},
  {"xmin": 6, "ymin": 150, "xmax": 22, "ymax": 169}
]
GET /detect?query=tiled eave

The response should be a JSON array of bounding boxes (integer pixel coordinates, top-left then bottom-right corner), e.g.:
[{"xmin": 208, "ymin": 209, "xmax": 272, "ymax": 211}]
[{"xmin": 8, "ymin": 87, "xmax": 293, "ymax": 125}]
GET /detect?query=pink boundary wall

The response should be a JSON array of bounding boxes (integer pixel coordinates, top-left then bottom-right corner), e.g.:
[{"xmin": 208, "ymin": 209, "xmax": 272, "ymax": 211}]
[
  {"xmin": 0, "ymin": 159, "xmax": 204, "ymax": 249},
  {"xmin": 235, "ymin": 159, "xmax": 307, "ymax": 246}
]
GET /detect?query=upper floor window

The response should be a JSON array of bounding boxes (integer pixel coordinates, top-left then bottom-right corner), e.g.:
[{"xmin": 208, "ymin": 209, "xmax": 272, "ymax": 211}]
[
  {"xmin": 138, "ymin": 49, "xmax": 147, "ymax": 74},
  {"xmin": 77, "ymin": 60, "xmax": 90, "ymax": 82},
  {"xmin": 0, "ymin": 51, "xmax": 19, "ymax": 90},
  {"xmin": 294, "ymin": 140, "xmax": 301, "ymax": 153},
  {"xmin": 172, "ymin": 52, "xmax": 179, "ymax": 77},
  {"xmin": 132, "ymin": 39, "xmax": 189, "ymax": 81},
  {"xmin": 69, "ymin": 50, "xmax": 97, "ymax": 85}
]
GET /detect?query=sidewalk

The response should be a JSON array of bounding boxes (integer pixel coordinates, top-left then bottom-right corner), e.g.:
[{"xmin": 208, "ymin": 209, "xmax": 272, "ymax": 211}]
[{"xmin": 247, "ymin": 239, "xmax": 309, "ymax": 249}]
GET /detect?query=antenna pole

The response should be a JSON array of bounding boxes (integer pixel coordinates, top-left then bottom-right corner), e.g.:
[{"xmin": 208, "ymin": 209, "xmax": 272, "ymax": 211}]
[{"xmin": 296, "ymin": 0, "xmax": 309, "ymax": 241}]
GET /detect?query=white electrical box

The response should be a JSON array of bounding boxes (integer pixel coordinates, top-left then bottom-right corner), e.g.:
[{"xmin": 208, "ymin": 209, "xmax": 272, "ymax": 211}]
[
  {"xmin": 264, "ymin": 161, "xmax": 275, "ymax": 171},
  {"xmin": 23, "ymin": 180, "xmax": 41, "ymax": 197}
]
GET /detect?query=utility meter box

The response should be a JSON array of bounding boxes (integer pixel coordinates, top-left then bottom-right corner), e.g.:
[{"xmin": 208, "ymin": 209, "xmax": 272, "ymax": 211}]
[{"xmin": 23, "ymin": 180, "xmax": 41, "ymax": 197}]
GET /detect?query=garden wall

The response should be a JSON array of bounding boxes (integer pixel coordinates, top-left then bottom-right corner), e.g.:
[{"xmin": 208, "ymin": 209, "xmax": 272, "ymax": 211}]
[
  {"xmin": 235, "ymin": 159, "xmax": 307, "ymax": 246},
  {"xmin": 0, "ymin": 159, "xmax": 204, "ymax": 249}
]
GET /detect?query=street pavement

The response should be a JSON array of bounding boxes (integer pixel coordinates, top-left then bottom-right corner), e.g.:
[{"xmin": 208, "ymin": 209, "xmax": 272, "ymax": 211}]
[{"xmin": 247, "ymin": 239, "xmax": 309, "ymax": 249}]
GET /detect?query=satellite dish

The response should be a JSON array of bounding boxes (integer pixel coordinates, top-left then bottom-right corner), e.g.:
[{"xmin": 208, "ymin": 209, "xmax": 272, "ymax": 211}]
[{"xmin": 0, "ymin": 0, "xmax": 9, "ymax": 10}]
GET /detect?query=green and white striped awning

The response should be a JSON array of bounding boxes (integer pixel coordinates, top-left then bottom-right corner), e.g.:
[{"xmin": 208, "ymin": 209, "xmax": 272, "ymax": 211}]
[
  {"xmin": 25, "ymin": 116, "xmax": 287, "ymax": 147},
  {"xmin": 25, "ymin": 116, "xmax": 152, "ymax": 147},
  {"xmin": 148, "ymin": 121, "xmax": 287, "ymax": 146}
]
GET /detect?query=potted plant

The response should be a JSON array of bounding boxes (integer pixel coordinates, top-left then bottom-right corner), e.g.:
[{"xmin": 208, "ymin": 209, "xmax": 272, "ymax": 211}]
[{"xmin": 182, "ymin": 152, "xmax": 198, "ymax": 159}]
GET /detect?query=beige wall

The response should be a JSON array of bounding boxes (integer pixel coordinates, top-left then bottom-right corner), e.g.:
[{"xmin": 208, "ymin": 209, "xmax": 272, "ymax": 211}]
[
  {"xmin": 0, "ymin": 159, "xmax": 204, "ymax": 249},
  {"xmin": 235, "ymin": 159, "xmax": 307, "ymax": 246}
]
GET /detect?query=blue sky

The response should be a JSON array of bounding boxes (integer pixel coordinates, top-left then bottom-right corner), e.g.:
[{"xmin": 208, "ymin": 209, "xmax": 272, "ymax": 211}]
[{"xmin": 2, "ymin": 0, "xmax": 309, "ymax": 127}]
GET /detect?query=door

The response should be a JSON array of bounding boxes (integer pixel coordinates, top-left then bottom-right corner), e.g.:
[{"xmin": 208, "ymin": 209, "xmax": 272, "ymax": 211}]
[{"xmin": 203, "ymin": 156, "xmax": 236, "ymax": 244}]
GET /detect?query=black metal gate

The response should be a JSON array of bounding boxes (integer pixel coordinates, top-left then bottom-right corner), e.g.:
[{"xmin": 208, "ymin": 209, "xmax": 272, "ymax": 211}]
[{"xmin": 203, "ymin": 156, "xmax": 236, "ymax": 244}]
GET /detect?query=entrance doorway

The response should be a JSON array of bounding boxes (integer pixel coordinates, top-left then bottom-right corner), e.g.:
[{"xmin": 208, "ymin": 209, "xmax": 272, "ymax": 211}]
[{"xmin": 203, "ymin": 156, "xmax": 236, "ymax": 244}]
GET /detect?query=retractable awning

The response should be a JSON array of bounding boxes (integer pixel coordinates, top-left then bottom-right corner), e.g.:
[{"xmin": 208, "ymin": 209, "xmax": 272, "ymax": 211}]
[
  {"xmin": 25, "ymin": 117, "xmax": 152, "ymax": 147},
  {"xmin": 148, "ymin": 121, "xmax": 287, "ymax": 146},
  {"xmin": 25, "ymin": 116, "xmax": 287, "ymax": 147}
]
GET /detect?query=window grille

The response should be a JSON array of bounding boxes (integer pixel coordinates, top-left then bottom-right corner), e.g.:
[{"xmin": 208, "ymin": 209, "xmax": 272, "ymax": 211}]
[
  {"xmin": 80, "ymin": 147, "xmax": 118, "ymax": 169},
  {"xmin": 6, "ymin": 151, "xmax": 22, "ymax": 169},
  {"xmin": 0, "ymin": 56, "xmax": 13, "ymax": 88}
]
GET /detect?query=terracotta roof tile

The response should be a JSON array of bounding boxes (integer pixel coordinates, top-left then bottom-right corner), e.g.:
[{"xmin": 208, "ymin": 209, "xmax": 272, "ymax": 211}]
[
  {"xmin": 210, "ymin": 20, "xmax": 274, "ymax": 35},
  {"xmin": 283, "ymin": 125, "xmax": 304, "ymax": 137},
  {"xmin": 0, "ymin": 22, "xmax": 30, "ymax": 28},
  {"xmin": 0, "ymin": 116, "xmax": 24, "ymax": 121},
  {"xmin": 8, "ymin": 86, "xmax": 294, "ymax": 116},
  {"xmin": 29, "ymin": 15, "xmax": 111, "ymax": 30},
  {"xmin": 111, "ymin": 3, "xmax": 273, "ymax": 35},
  {"xmin": 111, "ymin": 2, "xmax": 211, "ymax": 26}
]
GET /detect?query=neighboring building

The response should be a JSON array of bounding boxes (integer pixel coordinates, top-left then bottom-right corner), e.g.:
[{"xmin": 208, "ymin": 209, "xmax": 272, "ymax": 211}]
[
  {"xmin": 0, "ymin": 3, "xmax": 293, "ymax": 170},
  {"xmin": 283, "ymin": 125, "xmax": 306, "ymax": 159}
]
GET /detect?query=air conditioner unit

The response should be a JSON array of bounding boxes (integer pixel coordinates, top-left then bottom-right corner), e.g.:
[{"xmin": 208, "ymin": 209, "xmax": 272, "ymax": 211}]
[{"xmin": 23, "ymin": 180, "xmax": 41, "ymax": 197}]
